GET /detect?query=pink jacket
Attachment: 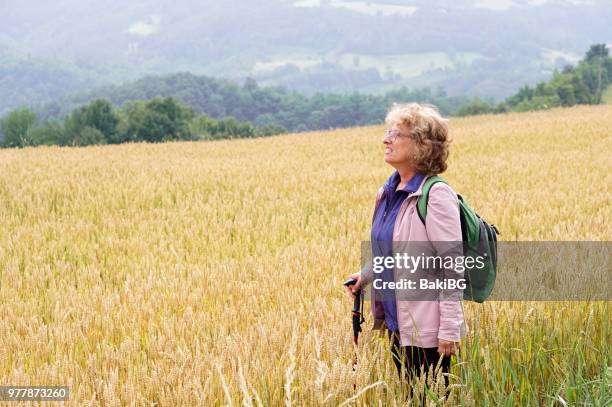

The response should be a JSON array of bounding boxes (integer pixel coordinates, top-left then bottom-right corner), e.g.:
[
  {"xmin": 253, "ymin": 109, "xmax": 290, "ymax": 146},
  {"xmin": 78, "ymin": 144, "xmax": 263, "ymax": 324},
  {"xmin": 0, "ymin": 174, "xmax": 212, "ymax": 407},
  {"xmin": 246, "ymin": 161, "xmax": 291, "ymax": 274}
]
[{"xmin": 361, "ymin": 175, "xmax": 468, "ymax": 347}]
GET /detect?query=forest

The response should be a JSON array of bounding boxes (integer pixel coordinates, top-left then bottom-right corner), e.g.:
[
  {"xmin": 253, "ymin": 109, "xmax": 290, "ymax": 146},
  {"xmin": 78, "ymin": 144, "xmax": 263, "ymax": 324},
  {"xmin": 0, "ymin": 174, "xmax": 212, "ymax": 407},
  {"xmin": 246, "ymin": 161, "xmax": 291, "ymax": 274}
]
[{"xmin": 1, "ymin": 44, "xmax": 609, "ymax": 148}]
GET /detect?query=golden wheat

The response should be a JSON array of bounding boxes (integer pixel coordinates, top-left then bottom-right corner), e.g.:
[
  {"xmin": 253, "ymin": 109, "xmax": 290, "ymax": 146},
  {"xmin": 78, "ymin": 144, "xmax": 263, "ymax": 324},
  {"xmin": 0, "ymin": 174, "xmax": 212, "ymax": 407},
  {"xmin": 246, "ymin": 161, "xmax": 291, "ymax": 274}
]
[{"xmin": 0, "ymin": 105, "xmax": 610, "ymax": 405}]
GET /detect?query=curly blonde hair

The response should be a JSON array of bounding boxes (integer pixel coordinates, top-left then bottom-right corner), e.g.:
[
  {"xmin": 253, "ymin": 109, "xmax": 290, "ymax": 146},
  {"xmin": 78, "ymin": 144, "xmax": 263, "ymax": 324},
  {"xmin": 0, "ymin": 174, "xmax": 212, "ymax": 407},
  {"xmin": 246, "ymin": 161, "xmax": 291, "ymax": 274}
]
[{"xmin": 385, "ymin": 102, "xmax": 451, "ymax": 176}]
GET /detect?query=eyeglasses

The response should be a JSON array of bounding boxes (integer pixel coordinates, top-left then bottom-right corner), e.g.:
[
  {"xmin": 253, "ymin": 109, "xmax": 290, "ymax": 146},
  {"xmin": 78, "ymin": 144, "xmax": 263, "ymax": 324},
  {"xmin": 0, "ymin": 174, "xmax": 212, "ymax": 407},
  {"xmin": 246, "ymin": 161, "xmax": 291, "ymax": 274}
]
[{"xmin": 383, "ymin": 129, "xmax": 403, "ymax": 142}]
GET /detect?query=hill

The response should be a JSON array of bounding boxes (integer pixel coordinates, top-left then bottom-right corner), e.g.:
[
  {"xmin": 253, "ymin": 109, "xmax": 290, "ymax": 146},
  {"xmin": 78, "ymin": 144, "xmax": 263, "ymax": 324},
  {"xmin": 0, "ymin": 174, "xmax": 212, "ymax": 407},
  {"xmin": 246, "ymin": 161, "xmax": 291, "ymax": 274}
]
[{"xmin": 1, "ymin": 0, "xmax": 610, "ymax": 115}]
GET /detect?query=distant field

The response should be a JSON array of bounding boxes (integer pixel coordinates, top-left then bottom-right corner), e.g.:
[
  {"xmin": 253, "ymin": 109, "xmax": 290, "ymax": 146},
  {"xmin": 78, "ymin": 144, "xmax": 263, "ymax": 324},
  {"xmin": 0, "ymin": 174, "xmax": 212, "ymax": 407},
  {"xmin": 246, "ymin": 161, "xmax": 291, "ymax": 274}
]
[
  {"xmin": 294, "ymin": 0, "xmax": 417, "ymax": 17},
  {"xmin": 0, "ymin": 105, "xmax": 610, "ymax": 405},
  {"xmin": 338, "ymin": 52, "xmax": 482, "ymax": 79},
  {"xmin": 253, "ymin": 50, "xmax": 483, "ymax": 79}
]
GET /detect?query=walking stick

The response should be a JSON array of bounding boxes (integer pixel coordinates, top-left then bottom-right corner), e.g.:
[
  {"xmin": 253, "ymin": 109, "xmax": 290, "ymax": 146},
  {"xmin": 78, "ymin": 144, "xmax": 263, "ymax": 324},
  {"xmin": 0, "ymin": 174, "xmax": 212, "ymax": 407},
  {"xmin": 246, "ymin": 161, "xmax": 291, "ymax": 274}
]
[{"xmin": 344, "ymin": 278, "xmax": 365, "ymax": 389}]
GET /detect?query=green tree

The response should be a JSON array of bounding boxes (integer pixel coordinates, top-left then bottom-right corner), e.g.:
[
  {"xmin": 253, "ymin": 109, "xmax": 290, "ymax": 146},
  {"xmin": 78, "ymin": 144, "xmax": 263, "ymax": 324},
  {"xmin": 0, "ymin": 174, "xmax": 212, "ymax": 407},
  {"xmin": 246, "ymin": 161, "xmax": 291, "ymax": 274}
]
[
  {"xmin": 585, "ymin": 44, "xmax": 609, "ymax": 63},
  {"xmin": 189, "ymin": 114, "xmax": 216, "ymax": 139},
  {"xmin": 63, "ymin": 106, "xmax": 88, "ymax": 146},
  {"xmin": 255, "ymin": 123, "xmax": 287, "ymax": 137},
  {"xmin": 60, "ymin": 99, "xmax": 120, "ymax": 145},
  {"xmin": 83, "ymin": 99, "xmax": 119, "ymax": 140},
  {"xmin": 116, "ymin": 101, "xmax": 146, "ymax": 143},
  {"xmin": 0, "ymin": 108, "xmax": 38, "ymax": 148},
  {"xmin": 129, "ymin": 97, "xmax": 194, "ymax": 142},
  {"xmin": 73, "ymin": 126, "xmax": 107, "ymax": 146},
  {"xmin": 29, "ymin": 122, "xmax": 66, "ymax": 146},
  {"xmin": 570, "ymin": 74, "xmax": 591, "ymax": 104},
  {"xmin": 455, "ymin": 99, "xmax": 494, "ymax": 116}
]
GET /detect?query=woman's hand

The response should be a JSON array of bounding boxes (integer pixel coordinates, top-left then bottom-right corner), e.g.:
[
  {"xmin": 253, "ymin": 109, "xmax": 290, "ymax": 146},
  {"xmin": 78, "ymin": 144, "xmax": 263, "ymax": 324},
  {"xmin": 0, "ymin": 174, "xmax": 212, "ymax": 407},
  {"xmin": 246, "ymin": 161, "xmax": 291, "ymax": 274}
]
[
  {"xmin": 437, "ymin": 339, "xmax": 460, "ymax": 357},
  {"xmin": 344, "ymin": 272, "xmax": 362, "ymax": 300}
]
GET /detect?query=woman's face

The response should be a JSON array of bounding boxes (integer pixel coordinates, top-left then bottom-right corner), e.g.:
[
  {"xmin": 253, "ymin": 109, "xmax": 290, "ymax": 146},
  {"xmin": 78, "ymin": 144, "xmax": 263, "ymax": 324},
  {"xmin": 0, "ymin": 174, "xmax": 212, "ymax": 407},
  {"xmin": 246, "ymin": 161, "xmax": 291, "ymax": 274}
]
[{"xmin": 383, "ymin": 122, "xmax": 416, "ymax": 167}]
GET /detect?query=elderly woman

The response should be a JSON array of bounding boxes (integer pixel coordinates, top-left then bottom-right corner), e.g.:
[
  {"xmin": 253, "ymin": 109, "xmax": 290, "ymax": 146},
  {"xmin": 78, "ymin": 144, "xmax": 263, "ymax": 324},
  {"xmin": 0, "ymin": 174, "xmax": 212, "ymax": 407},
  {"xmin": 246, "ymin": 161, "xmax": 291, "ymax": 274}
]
[{"xmin": 346, "ymin": 102, "xmax": 466, "ymax": 395}]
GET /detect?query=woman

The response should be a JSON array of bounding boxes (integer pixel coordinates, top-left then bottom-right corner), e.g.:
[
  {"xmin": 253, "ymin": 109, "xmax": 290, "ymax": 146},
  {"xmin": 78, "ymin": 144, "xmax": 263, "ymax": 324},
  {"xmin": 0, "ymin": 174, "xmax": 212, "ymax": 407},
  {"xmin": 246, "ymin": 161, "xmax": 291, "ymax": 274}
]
[{"xmin": 345, "ymin": 102, "xmax": 466, "ymax": 396}]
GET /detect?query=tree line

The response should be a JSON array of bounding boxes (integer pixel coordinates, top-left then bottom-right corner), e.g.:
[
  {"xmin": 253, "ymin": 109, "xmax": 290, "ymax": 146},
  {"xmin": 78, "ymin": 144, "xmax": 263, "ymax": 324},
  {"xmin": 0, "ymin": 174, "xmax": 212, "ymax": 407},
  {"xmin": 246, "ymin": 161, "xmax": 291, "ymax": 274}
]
[
  {"xmin": 33, "ymin": 74, "xmax": 472, "ymax": 132},
  {"xmin": 1, "ymin": 84, "xmax": 472, "ymax": 149},
  {"xmin": 454, "ymin": 44, "xmax": 611, "ymax": 116},
  {"xmin": 0, "ymin": 97, "xmax": 287, "ymax": 148},
  {"xmin": 1, "ymin": 44, "xmax": 609, "ymax": 148}
]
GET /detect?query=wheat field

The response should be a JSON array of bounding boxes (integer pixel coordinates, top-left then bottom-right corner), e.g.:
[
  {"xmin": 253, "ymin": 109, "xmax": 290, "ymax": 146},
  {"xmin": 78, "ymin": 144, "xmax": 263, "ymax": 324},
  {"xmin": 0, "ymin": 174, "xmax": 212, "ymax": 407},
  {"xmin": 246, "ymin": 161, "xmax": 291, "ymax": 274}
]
[{"xmin": 0, "ymin": 105, "xmax": 610, "ymax": 406}]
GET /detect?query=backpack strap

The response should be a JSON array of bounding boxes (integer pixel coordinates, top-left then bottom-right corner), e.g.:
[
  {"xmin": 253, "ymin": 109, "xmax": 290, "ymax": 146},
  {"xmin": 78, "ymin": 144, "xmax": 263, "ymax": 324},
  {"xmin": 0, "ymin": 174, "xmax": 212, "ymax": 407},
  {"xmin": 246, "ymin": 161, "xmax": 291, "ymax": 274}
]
[{"xmin": 416, "ymin": 175, "xmax": 447, "ymax": 225}]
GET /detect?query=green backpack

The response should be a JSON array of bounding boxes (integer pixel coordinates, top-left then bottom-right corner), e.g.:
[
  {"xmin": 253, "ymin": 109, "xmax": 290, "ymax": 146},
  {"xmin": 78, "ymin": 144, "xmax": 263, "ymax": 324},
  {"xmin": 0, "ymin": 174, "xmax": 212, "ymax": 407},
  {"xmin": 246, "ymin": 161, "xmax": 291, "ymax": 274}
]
[{"xmin": 417, "ymin": 175, "xmax": 500, "ymax": 303}]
